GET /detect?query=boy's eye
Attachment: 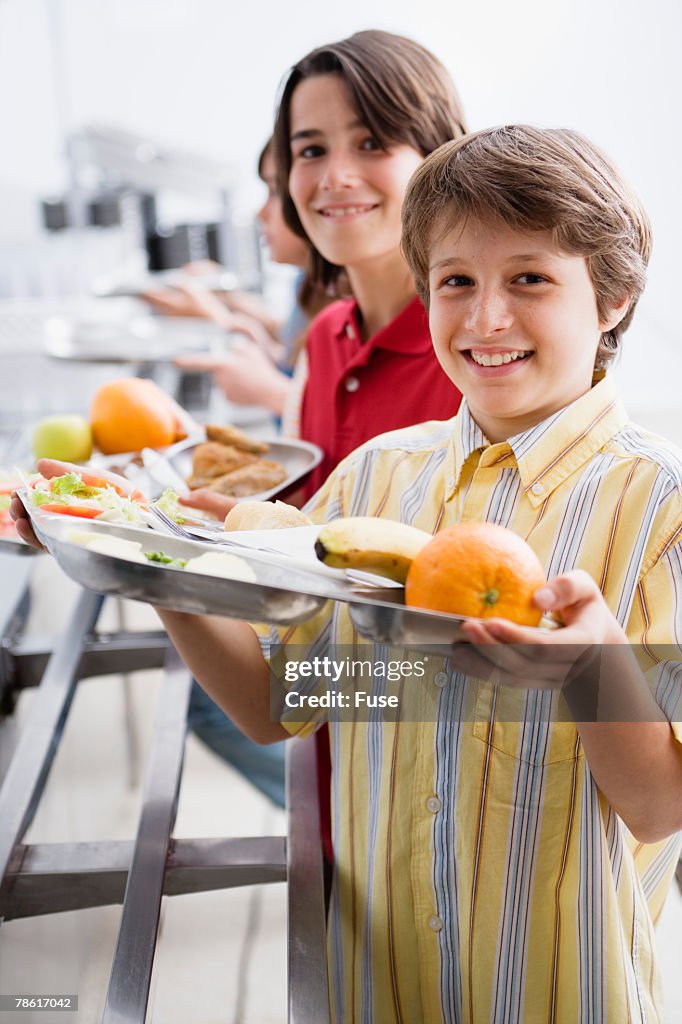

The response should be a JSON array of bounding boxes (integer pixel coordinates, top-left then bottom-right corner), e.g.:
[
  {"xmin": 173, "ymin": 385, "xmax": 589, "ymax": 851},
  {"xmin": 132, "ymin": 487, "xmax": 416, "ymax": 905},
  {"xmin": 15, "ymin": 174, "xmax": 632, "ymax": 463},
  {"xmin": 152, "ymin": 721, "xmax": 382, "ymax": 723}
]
[
  {"xmin": 443, "ymin": 274, "xmax": 474, "ymax": 287},
  {"xmin": 294, "ymin": 144, "xmax": 325, "ymax": 160},
  {"xmin": 359, "ymin": 136, "xmax": 381, "ymax": 151},
  {"xmin": 515, "ymin": 273, "xmax": 547, "ymax": 284}
]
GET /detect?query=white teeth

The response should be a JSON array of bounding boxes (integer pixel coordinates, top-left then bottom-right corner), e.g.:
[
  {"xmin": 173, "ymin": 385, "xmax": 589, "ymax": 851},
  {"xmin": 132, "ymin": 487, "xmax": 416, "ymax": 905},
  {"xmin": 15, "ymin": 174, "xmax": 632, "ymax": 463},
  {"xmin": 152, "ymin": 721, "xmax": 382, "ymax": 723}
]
[
  {"xmin": 470, "ymin": 350, "xmax": 529, "ymax": 367},
  {"xmin": 321, "ymin": 206, "xmax": 372, "ymax": 217}
]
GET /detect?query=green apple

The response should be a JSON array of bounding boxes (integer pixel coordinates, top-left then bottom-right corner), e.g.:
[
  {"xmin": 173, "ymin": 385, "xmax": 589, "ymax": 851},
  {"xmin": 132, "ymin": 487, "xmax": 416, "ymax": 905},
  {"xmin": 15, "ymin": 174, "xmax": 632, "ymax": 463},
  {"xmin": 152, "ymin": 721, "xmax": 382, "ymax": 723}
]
[{"xmin": 32, "ymin": 415, "xmax": 93, "ymax": 462}]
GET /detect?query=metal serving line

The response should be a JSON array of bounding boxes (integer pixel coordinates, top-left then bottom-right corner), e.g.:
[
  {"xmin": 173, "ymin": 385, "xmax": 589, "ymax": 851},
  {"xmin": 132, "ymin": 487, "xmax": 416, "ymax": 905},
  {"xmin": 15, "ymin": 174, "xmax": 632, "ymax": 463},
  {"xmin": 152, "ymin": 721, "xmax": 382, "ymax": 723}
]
[{"xmin": 0, "ymin": 549, "xmax": 329, "ymax": 1022}]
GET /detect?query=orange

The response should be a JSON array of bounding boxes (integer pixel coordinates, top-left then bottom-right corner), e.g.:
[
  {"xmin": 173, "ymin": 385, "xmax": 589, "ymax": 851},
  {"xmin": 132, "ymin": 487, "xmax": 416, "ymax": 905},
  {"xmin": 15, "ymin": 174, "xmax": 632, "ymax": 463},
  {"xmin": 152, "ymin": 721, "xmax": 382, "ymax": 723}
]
[
  {"xmin": 405, "ymin": 521, "xmax": 546, "ymax": 625},
  {"xmin": 90, "ymin": 378, "xmax": 186, "ymax": 455}
]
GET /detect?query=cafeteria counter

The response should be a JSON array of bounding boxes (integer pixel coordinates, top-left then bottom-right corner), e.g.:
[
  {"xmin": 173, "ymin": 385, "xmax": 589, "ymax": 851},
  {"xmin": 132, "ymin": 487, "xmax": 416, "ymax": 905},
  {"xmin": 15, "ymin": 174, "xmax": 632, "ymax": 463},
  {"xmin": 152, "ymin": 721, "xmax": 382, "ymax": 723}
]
[{"xmin": 0, "ymin": 550, "xmax": 329, "ymax": 1022}]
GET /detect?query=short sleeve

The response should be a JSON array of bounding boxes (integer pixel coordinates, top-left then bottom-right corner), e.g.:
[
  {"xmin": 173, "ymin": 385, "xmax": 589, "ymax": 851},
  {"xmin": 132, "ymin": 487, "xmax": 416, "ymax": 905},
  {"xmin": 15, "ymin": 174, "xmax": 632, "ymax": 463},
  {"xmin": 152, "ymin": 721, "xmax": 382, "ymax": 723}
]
[{"xmin": 629, "ymin": 535, "xmax": 682, "ymax": 744}]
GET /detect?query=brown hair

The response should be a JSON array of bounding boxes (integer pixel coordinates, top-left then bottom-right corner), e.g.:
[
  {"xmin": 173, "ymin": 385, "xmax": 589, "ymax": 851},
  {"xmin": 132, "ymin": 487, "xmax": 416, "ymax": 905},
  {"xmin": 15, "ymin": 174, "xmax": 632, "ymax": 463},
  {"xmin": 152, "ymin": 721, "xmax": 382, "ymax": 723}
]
[
  {"xmin": 273, "ymin": 30, "xmax": 467, "ymax": 294},
  {"xmin": 402, "ymin": 125, "xmax": 651, "ymax": 367},
  {"xmin": 255, "ymin": 135, "xmax": 331, "ymax": 349},
  {"xmin": 256, "ymin": 138, "xmax": 273, "ymax": 181}
]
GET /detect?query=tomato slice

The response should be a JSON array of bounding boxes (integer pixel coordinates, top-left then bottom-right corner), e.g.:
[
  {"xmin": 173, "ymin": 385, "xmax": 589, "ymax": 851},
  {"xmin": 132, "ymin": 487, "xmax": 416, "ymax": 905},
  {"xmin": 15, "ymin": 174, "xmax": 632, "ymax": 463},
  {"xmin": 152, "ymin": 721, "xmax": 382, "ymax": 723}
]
[
  {"xmin": 79, "ymin": 473, "xmax": 128, "ymax": 495},
  {"xmin": 46, "ymin": 473, "xmax": 128, "ymax": 497},
  {"xmin": 39, "ymin": 504, "xmax": 103, "ymax": 519}
]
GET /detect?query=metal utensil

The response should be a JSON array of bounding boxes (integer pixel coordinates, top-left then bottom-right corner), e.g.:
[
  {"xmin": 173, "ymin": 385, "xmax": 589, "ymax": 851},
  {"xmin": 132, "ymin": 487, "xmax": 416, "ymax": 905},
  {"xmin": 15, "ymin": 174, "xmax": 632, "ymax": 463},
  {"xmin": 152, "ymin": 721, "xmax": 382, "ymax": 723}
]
[
  {"xmin": 140, "ymin": 448, "xmax": 190, "ymax": 496},
  {"xmin": 148, "ymin": 507, "xmax": 403, "ymax": 590},
  {"xmin": 147, "ymin": 504, "xmax": 284, "ymax": 556}
]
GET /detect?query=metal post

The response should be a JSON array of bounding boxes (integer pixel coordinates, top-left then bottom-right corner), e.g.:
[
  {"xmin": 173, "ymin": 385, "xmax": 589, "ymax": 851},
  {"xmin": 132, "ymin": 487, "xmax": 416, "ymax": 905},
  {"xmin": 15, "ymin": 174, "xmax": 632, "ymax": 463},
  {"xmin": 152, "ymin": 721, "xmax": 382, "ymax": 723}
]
[
  {"xmin": 0, "ymin": 588, "xmax": 103, "ymax": 905},
  {"xmin": 286, "ymin": 737, "xmax": 330, "ymax": 1023},
  {"xmin": 101, "ymin": 645, "xmax": 190, "ymax": 1024}
]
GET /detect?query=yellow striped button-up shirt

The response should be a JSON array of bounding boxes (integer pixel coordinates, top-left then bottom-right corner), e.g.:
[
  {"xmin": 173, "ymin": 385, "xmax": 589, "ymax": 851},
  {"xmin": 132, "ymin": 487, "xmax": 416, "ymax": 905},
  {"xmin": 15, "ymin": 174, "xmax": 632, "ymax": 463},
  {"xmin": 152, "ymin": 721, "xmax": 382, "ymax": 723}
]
[{"xmin": 258, "ymin": 375, "xmax": 682, "ymax": 1023}]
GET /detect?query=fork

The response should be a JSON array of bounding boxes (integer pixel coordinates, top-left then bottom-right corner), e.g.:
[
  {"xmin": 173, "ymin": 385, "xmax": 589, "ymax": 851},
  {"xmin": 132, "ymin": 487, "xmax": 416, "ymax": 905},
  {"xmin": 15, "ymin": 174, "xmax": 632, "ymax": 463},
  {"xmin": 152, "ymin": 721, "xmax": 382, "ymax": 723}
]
[
  {"xmin": 147, "ymin": 503, "xmax": 286, "ymax": 556},
  {"xmin": 147, "ymin": 505, "xmax": 397, "ymax": 588}
]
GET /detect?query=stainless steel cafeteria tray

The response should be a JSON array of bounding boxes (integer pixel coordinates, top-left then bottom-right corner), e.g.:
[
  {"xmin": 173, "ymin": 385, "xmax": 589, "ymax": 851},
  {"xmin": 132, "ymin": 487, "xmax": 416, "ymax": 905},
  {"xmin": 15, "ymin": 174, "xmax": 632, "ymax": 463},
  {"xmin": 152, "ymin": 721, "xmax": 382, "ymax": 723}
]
[
  {"xmin": 24, "ymin": 513, "xmax": 360, "ymax": 624},
  {"xmin": 0, "ymin": 534, "xmax": 42, "ymax": 557},
  {"xmin": 44, "ymin": 313, "xmax": 227, "ymax": 364},
  {"xmin": 91, "ymin": 268, "xmax": 239, "ymax": 299},
  {"xmin": 347, "ymin": 592, "xmax": 557, "ymax": 652},
  {"xmin": 166, "ymin": 436, "xmax": 323, "ymax": 502}
]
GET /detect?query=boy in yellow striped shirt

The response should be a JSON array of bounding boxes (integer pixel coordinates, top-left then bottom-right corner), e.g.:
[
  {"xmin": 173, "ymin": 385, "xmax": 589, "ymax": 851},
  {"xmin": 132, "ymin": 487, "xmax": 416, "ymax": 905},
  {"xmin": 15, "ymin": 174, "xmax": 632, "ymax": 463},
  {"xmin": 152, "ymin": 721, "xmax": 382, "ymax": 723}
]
[
  {"xmin": 176, "ymin": 126, "xmax": 681, "ymax": 1021},
  {"xmin": 12, "ymin": 125, "xmax": 682, "ymax": 1022}
]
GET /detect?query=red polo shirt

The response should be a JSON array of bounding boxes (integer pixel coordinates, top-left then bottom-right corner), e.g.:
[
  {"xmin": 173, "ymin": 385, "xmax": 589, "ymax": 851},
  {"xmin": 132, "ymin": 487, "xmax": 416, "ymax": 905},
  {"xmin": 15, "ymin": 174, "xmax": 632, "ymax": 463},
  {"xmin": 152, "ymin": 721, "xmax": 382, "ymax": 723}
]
[{"xmin": 300, "ymin": 296, "xmax": 461, "ymax": 500}]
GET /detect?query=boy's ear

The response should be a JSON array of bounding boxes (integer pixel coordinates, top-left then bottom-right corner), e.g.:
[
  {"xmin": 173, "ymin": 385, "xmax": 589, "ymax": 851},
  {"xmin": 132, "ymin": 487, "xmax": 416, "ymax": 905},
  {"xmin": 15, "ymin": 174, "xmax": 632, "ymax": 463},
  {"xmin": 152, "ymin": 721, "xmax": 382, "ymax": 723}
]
[{"xmin": 599, "ymin": 294, "xmax": 631, "ymax": 332}]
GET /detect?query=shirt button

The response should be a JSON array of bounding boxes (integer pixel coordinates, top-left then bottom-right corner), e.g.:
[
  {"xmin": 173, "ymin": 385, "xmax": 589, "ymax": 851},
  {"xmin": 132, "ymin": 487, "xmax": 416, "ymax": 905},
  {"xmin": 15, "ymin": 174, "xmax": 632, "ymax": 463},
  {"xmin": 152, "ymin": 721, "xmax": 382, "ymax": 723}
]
[
  {"xmin": 531, "ymin": 483, "xmax": 545, "ymax": 496},
  {"xmin": 428, "ymin": 914, "xmax": 444, "ymax": 932},
  {"xmin": 344, "ymin": 376, "xmax": 360, "ymax": 393},
  {"xmin": 434, "ymin": 671, "xmax": 448, "ymax": 688},
  {"xmin": 426, "ymin": 796, "xmax": 442, "ymax": 814}
]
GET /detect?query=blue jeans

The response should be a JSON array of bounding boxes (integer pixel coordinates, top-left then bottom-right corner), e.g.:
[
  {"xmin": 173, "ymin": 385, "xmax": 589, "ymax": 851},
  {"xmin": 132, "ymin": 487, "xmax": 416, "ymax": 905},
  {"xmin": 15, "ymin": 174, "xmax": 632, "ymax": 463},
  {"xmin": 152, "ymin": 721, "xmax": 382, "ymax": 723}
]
[{"xmin": 187, "ymin": 679, "xmax": 286, "ymax": 808}]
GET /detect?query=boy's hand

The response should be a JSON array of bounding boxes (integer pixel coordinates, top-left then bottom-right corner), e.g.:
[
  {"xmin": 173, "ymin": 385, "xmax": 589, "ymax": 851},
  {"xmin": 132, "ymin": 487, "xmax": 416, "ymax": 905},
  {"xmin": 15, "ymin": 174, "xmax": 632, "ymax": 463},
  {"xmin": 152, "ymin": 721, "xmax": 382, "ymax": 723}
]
[
  {"xmin": 37, "ymin": 459, "xmax": 135, "ymax": 495},
  {"xmin": 179, "ymin": 488, "xmax": 237, "ymax": 522},
  {"xmin": 175, "ymin": 340, "xmax": 290, "ymax": 414},
  {"xmin": 9, "ymin": 492, "xmax": 43, "ymax": 549},
  {"xmin": 451, "ymin": 570, "xmax": 627, "ymax": 689},
  {"xmin": 144, "ymin": 283, "xmax": 282, "ymax": 359}
]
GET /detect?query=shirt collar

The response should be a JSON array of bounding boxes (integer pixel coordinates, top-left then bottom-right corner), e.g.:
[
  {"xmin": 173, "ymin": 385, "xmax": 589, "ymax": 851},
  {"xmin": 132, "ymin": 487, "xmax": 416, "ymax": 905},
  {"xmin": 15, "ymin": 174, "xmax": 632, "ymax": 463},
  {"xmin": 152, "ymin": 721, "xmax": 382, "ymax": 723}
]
[
  {"xmin": 444, "ymin": 403, "xmax": 488, "ymax": 498},
  {"xmin": 445, "ymin": 374, "xmax": 628, "ymax": 505},
  {"xmin": 334, "ymin": 296, "xmax": 432, "ymax": 355}
]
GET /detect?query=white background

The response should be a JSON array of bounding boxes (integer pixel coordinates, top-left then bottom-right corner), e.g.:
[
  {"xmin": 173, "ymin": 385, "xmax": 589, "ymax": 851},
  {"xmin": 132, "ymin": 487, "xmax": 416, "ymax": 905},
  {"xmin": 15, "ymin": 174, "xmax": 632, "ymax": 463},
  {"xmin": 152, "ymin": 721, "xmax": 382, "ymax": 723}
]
[{"xmin": 0, "ymin": 0, "xmax": 680, "ymax": 423}]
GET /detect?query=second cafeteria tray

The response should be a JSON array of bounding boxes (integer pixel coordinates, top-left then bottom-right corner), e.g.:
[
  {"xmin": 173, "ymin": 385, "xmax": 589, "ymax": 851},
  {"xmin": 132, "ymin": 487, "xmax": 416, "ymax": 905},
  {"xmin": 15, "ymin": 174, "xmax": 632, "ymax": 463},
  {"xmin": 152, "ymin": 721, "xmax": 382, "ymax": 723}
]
[
  {"xmin": 44, "ymin": 313, "xmax": 227, "ymax": 364},
  {"xmin": 166, "ymin": 436, "xmax": 323, "ymax": 502}
]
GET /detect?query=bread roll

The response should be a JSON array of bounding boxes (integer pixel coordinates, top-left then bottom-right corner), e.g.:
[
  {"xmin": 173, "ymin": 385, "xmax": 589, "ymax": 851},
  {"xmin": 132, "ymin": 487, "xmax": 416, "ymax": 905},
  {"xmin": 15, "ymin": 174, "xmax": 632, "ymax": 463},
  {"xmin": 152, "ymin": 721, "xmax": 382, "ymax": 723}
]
[{"xmin": 224, "ymin": 500, "xmax": 312, "ymax": 531}]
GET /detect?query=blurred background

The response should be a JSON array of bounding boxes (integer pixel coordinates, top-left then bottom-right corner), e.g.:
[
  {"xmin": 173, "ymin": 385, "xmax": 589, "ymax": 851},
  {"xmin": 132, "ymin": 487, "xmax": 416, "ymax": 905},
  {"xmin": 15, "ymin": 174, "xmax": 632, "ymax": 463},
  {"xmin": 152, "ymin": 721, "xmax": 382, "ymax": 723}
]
[{"xmin": 0, "ymin": 0, "xmax": 680, "ymax": 437}]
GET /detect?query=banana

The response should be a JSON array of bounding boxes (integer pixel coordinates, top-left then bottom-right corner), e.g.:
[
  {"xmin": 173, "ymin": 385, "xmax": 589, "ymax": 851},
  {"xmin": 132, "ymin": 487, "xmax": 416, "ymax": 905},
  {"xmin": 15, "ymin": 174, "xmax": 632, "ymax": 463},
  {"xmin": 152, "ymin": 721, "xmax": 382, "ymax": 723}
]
[{"xmin": 315, "ymin": 516, "xmax": 432, "ymax": 583}]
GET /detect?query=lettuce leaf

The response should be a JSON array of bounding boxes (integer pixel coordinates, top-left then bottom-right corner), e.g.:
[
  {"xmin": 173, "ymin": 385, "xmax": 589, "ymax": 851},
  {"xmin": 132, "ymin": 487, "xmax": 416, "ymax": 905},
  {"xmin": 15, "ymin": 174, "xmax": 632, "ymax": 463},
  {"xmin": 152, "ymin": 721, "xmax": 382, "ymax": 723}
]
[
  {"xmin": 153, "ymin": 489, "xmax": 186, "ymax": 524},
  {"xmin": 50, "ymin": 473, "xmax": 100, "ymax": 499}
]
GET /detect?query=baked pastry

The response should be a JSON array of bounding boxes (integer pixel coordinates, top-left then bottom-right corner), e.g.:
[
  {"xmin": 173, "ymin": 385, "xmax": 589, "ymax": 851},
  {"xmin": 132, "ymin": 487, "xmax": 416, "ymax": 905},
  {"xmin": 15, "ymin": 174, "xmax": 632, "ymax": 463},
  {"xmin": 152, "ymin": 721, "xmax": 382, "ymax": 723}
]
[
  {"xmin": 224, "ymin": 500, "xmax": 312, "ymax": 531},
  {"xmin": 189, "ymin": 441, "xmax": 257, "ymax": 484},
  {"xmin": 207, "ymin": 460, "xmax": 288, "ymax": 497},
  {"xmin": 205, "ymin": 424, "xmax": 269, "ymax": 454}
]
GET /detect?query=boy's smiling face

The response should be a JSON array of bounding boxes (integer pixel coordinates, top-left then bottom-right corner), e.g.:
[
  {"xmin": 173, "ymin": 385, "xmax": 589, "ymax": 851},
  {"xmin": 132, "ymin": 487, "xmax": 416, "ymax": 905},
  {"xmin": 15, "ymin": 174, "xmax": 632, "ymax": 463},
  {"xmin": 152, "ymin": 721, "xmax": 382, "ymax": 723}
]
[
  {"xmin": 288, "ymin": 74, "xmax": 423, "ymax": 274},
  {"xmin": 427, "ymin": 217, "xmax": 628, "ymax": 442}
]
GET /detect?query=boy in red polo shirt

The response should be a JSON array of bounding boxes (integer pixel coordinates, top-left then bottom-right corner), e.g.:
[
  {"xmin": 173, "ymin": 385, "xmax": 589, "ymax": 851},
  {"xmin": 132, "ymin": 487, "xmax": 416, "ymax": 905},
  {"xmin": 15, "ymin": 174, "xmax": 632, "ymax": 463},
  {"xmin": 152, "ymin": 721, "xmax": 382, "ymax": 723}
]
[{"xmin": 176, "ymin": 30, "xmax": 467, "ymax": 818}]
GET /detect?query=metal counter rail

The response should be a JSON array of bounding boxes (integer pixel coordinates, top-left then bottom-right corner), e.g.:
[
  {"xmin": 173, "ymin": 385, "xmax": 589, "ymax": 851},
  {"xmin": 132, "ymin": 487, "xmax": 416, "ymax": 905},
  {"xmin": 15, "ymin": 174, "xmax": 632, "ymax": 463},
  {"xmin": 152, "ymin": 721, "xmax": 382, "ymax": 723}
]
[
  {"xmin": 0, "ymin": 584, "xmax": 330, "ymax": 1022},
  {"xmin": 3, "ymin": 836, "xmax": 287, "ymax": 920},
  {"xmin": 0, "ymin": 588, "xmax": 104, "ymax": 895},
  {"xmin": 4, "ymin": 628, "xmax": 172, "ymax": 695},
  {"xmin": 0, "ymin": 551, "xmax": 36, "ymax": 715}
]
